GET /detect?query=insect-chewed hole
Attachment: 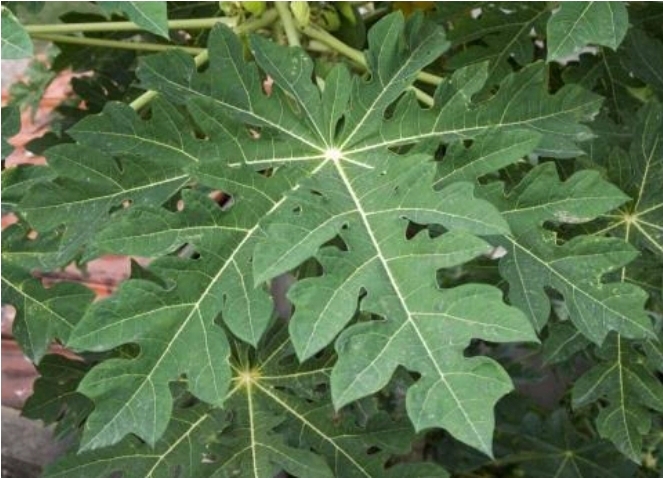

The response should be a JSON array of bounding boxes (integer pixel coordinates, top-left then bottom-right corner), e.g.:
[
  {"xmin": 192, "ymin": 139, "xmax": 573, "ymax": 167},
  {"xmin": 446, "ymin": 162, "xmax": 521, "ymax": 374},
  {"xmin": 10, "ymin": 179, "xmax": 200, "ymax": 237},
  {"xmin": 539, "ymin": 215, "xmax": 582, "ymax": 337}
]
[
  {"xmin": 2, "ymin": 305, "xmax": 17, "ymax": 328},
  {"xmin": 403, "ymin": 220, "xmax": 428, "ymax": 240},
  {"xmin": 262, "ymin": 75, "xmax": 274, "ymax": 96},
  {"xmin": 322, "ymin": 234, "xmax": 348, "ymax": 252},
  {"xmin": 246, "ymin": 127, "xmax": 261, "ymax": 139},
  {"xmin": 26, "ymin": 229, "xmax": 39, "ymax": 240},
  {"xmin": 291, "ymin": 205, "xmax": 302, "ymax": 215}
]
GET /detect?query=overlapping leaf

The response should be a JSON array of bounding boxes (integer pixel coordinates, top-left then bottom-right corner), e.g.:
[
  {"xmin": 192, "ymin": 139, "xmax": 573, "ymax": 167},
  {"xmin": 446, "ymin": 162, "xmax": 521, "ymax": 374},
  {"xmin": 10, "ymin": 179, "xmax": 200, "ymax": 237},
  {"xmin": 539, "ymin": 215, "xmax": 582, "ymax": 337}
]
[
  {"xmin": 45, "ymin": 404, "xmax": 226, "ymax": 478},
  {"xmin": 547, "ymin": 2, "xmax": 629, "ymax": 63},
  {"xmin": 573, "ymin": 334, "xmax": 663, "ymax": 463},
  {"xmin": 17, "ymin": 100, "xmax": 210, "ymax": 266},
  {"xmin": 596, "ymin": 101, "xmax": 663, "ymax": 259},
  {"xmin": 622, "ymin": 29, "xmax": 663, "ymax": 99},
  {"xmin": 67, "ymin": 169, "xmax": 300, "ymax": 450},
  {"xmin": 438, "ymin": 2, "xmax": 549, "ymax": 86},
  {"xmin": 209, "ymin": 328, "xmax": 449, "ymax": 478},
  {"xmin": 5, "ymin": 7, "xmax": 620, "ymax": 462},
  {"xmin": 1, "ymin": 5, "xmax": 33, "ymax": 59},
  {"xmin": 1, "ymin": 104, "xmax": 20, "ymax": 159},
  {"xmin": 39, "ymin": 11, "xmax": 603, "ymax": 458},
  {"xmin": 502, "ymin": 409, "xmax": 638, "ymax": 477},
  {"xmin": 47, "ymin": 326, "xmax": 449, "ymax": 478},
  {"xmin": 22, "ymin": 354, "xmax": 94, "ymax": 438},
  {"xmin": 99, "ymin": 1, "xmax": 169, "ymax": 38},
  {"xmin": 1, "ymin": 222, "xmax": 94, "ymax": 362},
  {"xmin": 479, "ymin": 162, "xmax": 655, "ymax": 343},
  {"xmin": 569, "ymin": 102, "xmax": 663, "ymax": 464}
]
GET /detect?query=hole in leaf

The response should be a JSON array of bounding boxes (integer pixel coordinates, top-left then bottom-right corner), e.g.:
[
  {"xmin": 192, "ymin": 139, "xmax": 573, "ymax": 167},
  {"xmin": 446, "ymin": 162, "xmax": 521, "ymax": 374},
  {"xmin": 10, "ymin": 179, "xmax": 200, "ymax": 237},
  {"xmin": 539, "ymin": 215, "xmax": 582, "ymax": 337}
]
[
  {"xmin": 405, "ymin": 220, "xmax": 426, "ymax": 240},
  {"xmin": 334, "ymin": 116, "xmax": 345, "ymax": 138},
  {"xmin": 292, "ymin": 205, "xmax": 302, "ymax": 215},
  {"xmin": 366, "ymin": 446, "xmax": 381, "ymax": 455},
  {"xmin": 434, "ymin": 143, "xmax": 446, "ymax": 160},
  {"xmin": 322, "ymin": 235, "xmax": 348, "ymax": 252},
  {"xmin": 2, "ymin": 305, "xmax": 17, "ymax": 334},
  {"xmin": 262, "ymin": 75, "xmax": 274, "ymax": 96},
  {"xmin": 27, "ymin": 229, "xmax": 39, "ymax": 240}
]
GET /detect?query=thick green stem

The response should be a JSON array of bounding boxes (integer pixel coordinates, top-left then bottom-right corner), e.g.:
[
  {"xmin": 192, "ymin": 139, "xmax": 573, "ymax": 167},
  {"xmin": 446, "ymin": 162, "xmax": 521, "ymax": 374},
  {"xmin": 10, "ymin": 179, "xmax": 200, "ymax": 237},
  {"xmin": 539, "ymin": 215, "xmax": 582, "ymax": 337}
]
[
  {"xmin": 31, "ymin": 33, "xmax": 205, "ymax": 54},
  {"xmin": 275, "ymin": 2, "xmax": 301, "ymax": 47},
  {"xmin": 408, "ymin": 86, "xmax": 434, "ymax": 107},
  {"xmin": 129, "ymin": 91, "xmax": 160, "ymax": 111},
  {"xmin": 129, "ymin": 9, "xmax": 277, "ymax": 111},
  {"xmin": 24, "ymin": 17, "xmax": 237, "ymax": 34},
  {"xmin": 302, "ymin": 24, "xmax": 443, "ymax": 87}
]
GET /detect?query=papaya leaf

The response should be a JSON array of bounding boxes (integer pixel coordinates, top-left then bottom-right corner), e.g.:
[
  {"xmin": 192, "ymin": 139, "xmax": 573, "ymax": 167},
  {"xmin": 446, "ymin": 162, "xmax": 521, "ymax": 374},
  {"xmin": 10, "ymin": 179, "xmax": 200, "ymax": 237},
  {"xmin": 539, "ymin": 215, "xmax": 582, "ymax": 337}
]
[
  {"xmin": 99, "ymin": 1, "xmax": 168, "ymax": 38},
  {"xmin": 573, "ymin": 334, "xmax": 663, "ymax": 463},
  {"xmin": 479, "ymin": 163, "xmax": 655, "ymax": 343},
  {"xmin": 1, "ymin": 223, "xmax": 94, "ymax": 362},
  {"xmin": 22, "ymin": 354, "xmax": 94, "ymax": 439},
  {"xmin": 1, "ymin": 5, "xmax": 33, "ymax": 59},
  {"xmin": 547, "ymin": 2, "xmax": 629, "ymax": 63},
  {"xmin": 597, "ymin": 101, "xmax": 663, "ymax": 259},
  {"xmin": 439, "ymin": 2, "xmax": 549, "ymax": 86},
  {"xmin": 17, "ymin": 10, "xmax": 610, "ymax": 462},
  {"xmin": 46, "ymin": 327, "xmax": 449, "ymax": 478},
  {"xmin": 18, "ymin": 100, "xmax": 207, "ymax": 266}
]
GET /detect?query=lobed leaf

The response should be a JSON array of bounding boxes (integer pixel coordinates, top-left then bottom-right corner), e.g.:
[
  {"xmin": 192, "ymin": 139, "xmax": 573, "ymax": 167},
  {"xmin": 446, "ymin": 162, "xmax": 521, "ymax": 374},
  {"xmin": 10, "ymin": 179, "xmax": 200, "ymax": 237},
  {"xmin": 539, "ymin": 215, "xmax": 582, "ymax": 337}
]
[
  {"xmin": 480, "ymin": 162, "xmax": 655, "ymax": 343},
  {"xmin": 547, "ymin": 2, "xmax": 629, "ymax": 63},
  {"xmin": 573, "ymin": 335, "xmax": 663, "ymax": 463},
  {"xmin": 18, "ymin": 11, "xmax": 610, "ymax": 460},
  {"xmin": 99, "ymin": 1, "xmax": 169, "ymax": 38},
  {"xmin": 439, "ymin": 2, "xmax": 549, "ymax": 86},
  {"xmin": 1, "ymin": 5, "xmax": 33, "ymax": 59},
  {"xmin": 1, "ymin": 223, "xmax": 94, "ymax": 362}
]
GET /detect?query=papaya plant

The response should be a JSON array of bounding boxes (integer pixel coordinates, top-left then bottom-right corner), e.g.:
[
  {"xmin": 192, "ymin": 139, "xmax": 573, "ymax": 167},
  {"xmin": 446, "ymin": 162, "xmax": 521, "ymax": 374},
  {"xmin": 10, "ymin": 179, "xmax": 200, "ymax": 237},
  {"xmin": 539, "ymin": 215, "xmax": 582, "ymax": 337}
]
[{"xmin": 1, "ymin": 2, "xmax": 662, "ymax": 477}]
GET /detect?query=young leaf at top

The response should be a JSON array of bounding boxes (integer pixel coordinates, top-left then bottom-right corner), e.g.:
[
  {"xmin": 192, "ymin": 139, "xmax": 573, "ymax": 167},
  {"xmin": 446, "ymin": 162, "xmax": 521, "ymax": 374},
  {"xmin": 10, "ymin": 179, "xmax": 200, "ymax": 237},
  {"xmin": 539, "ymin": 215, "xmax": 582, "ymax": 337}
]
[{"xmin": 547, "ymin": 2, "xmax": 629, "ymax": 63}]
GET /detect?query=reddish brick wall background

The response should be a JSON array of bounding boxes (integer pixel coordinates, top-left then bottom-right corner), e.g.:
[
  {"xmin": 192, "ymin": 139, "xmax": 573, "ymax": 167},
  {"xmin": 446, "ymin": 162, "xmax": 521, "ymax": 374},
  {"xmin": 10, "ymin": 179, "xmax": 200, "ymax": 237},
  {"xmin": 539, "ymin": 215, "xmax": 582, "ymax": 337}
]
[{"xmin": 2, "ymin": 62, "xmax": 129, "ymax": 408}]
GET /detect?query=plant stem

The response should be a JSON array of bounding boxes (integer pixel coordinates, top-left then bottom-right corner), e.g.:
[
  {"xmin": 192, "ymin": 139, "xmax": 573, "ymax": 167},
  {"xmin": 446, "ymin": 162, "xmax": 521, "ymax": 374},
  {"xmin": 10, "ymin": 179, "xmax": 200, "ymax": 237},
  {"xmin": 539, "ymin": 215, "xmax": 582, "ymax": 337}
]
[
  {"xmin": 31, "ymin": 33, "xmax": 205, "ymax": 55},
  {"xmin": 301, "ymin": 24, "xmax": 443, "ymax": 87},
  {"xmin": 129, "ymin": 91, "xmax": 160, "ymax": 111},
  {"xmin": 275, "ymin": 2, "xmax": 301, "ymax": 47},
  {"xmin": 24, "ymin": 17, "xmax": 238, "ymax": 34},
  {"xmin": 128, "ymin": 9, "xmax": 277, "ymax": 111},
  {"xmin": 408, "ymin": 86, "xmax": 434, "ymax": 107}
]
